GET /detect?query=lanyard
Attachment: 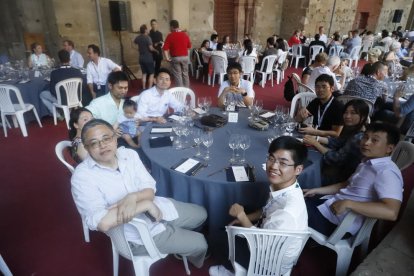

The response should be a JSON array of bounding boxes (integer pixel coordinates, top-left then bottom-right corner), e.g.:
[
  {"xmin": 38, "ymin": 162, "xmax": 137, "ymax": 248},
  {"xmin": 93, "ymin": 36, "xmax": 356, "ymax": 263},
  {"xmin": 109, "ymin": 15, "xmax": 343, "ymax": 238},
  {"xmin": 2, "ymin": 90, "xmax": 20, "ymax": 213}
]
[{"xmin": 317, "ymin": 96, "xmax": 334, "ymax": 128}]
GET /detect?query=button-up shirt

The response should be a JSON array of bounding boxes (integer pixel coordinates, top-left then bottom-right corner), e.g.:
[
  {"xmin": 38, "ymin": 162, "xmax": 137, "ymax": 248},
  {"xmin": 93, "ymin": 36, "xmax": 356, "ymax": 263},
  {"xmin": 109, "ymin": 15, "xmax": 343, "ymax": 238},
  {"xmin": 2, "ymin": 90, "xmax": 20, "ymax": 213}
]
[
  {"xmin": 70, "ymin": 50, "xmax": 85, "ymax": 69},
  {"xmin": 86, "ymin": 92, "xmax": 124, "ymax": 125},
  {"xmin": 137, "ymin": 86, "xmax": 184, "ymax": 117},
  {"xmin": 86, "ymin": 57, "xmax": 121, "ymax": 85},
  {"xmin": 343, "ymin": 75, "xmax": 387, "ymax": 104},
  {"xmin": 217, "ymin": 79, "xmax": 255, "ymax": 107},
  {"xmin": 71, "ymin": 147, "xmax": 178, "ymax": 245},
  {"xmin": 318, "ymin": 156, "xmax": 403, "ymax": 235}
]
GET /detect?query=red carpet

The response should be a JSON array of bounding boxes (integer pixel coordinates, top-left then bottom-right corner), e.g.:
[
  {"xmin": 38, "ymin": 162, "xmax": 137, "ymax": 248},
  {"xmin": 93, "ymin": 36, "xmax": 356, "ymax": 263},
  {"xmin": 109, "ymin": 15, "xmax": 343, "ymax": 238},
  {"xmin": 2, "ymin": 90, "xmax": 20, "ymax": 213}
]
[{"xmin": 1, "ymin": 67, "xmax": 413, "ymax": 275}]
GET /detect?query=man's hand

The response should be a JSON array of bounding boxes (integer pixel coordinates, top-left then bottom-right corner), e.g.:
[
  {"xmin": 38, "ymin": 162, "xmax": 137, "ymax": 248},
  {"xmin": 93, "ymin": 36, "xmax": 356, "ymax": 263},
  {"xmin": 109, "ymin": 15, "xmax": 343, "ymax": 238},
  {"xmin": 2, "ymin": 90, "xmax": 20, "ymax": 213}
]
[
  {"xmin": 303, "ymin": 188, "xmax": 321, "ymax": 197},
  {"xmin": 228, "ymin": 218, "xmax": 241, "ymax": 226},
  {"xmin": 229, "ymin": 203, "xmax": 246, "ymax": 219},
  {"xmin": 303, "ymin": 135, "xmax": 318, "ymax": 146},
  {"xmin": 114, "ymin": 125, "xmax": 123, "ymax": 137},
  {"xmin": 155, "ymin": 117, "xmax": 167, "ymax": 124},
  {"xmin": 147, "ymin": 201, "xmax": 163, "ymax": 222},
  {"xmin": 297, "ymin": 108, "xmax": 311, "ymax": 122},
  {"xmin": 299, "ymin": 125, "xmax": 318, "ymax": 135},
  {"xmin": 116, "ymin": 194, "xmax": 138, "ymax": 224},
  {"xmin": 330, "ymin": 200, "xmax": 350, "ymax": 215}
]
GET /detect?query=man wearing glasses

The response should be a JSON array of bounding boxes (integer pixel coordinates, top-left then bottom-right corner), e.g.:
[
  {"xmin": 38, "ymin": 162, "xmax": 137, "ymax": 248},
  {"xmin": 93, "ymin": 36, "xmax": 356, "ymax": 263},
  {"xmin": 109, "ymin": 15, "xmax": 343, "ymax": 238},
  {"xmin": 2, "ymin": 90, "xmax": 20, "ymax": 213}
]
[
  {"xmin": 71, "ymin": 119, "xmax": 208, "ymax": 268},
  {"xmin": 209, "ymin": 136, "xmax": 308, "ymax": 275}
]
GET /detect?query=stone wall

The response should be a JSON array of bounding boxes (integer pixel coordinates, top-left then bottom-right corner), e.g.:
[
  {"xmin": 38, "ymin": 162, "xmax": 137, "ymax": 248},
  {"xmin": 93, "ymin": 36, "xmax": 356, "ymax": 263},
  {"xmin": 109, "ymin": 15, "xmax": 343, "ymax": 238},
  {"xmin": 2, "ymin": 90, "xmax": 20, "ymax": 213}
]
[
  {"xmin": 353, "ymin": 0, "xmax": 382, "ymax": 33},
  {"xmin": 376, "ymin": 0, "xmax": 413, "ymax": 33},
  {"xmin": 252, "ymin": 0, "xmax": 284, "ymax": 44},
  {"xmin": 280, "ymin": 0, "xmax": 307, "ymax": 39}
]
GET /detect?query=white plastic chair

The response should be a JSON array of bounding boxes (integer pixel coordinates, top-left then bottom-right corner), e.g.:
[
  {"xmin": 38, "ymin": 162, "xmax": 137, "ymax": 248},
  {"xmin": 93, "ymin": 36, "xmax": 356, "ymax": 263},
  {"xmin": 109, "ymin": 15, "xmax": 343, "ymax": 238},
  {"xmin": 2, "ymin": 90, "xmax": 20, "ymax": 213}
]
[
  {"xmin": 391, "ymin": 141, "xmax": 414, "ymax": 171},
  {"xmin": 404, "ymin": 120, "xmax": 414, "ymax": 142},
  {"xmin": 193, "ymin": 49, "xmax": 205, "ymax": 82},
  {"xmin": 210, "ymin": 55, "xmax": 227, "ymax": 87},
  {"xmin": 336, "ymin": 95, "xmax": 374, "ymax": 116},
  {"xmin": 55, "ymin": 140, "xmax": 90, "ymax": 243},
  {"xmin": 308, "ymin": 45, "xmax": 324, "ymax": 65},
  {"xmin": 328, "ymin": 45, "xmax": 344, "ymax": 57},
  {"xmin": 0, "ymin": 255, "xmax": 12, "ymax": 276},
  {"xmin": 0, "ymin": 84, "xmax": 42, "ymax": 137},
  {"xmin": 347, "ymin": 45, "xmax": 362, "ymax": 68},
  {"xmin": 290, "ymin": 44, "xmax": 306, "ymax": 68},
  {"xmin": 53, "ymin": 78, "xmax": 83, "ymax": 129},
  {"xmin": 254, "ymin": 55, "xmax": 278, "ymax": 88},
  {"xmin": 290, "ymin": 92, "xmax": 317, "ymax": 119},
  {"xmin": 297, "ymin": 82, "xmax": 316, "ymax": 94},
  {"xmin": 309, "ymin": 212, "xmax": 377, "ymax": 276},
  {"xmin": 239, "ymin": 56, "xmax": 256, "ymax": 82},
  {"xmin": 274, "ymin": 51, "xmax": 289, "ymax": 84},
  {"xmin": 226, "ymin": 226, "xmax": 310, "ymax": 276},
  {"xmin": 359, "ymin": 41, "xmax": 373, "ymax": 61},
  {"xmin": 107, "ymin": 218, "xmax": 190, "ymax": 276},
  {"xmin": 169, "ymin": 87, "xmax": 196, "ymax": 108}
]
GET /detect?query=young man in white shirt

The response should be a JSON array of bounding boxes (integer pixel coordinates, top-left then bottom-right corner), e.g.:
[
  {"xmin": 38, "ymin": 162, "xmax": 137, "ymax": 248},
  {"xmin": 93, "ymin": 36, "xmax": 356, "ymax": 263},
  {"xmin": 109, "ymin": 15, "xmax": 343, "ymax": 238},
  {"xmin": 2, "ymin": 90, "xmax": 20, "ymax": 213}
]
[
  {"xmin": 71, "ymin": 119, "xmax": 208, "ymax": 268},
  {"xmin": 210, "ymin": 136, "xmax": 308, "ymax": 275},
  {"xmin": 63, "ymin": 39, "xmax": 84, "ymax": 69},
  {"xmin": 86, "ymin": 44, "xmax": 121, "ymax": 98}
]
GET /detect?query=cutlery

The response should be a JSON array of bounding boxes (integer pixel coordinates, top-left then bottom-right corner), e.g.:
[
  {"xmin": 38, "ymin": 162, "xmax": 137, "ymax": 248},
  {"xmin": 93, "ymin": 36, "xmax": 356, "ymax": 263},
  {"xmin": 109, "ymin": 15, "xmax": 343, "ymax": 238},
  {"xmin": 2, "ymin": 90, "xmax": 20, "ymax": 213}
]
[{"xmin": 191, "ymin": 163, "xmax": 206, "ymax": 176}]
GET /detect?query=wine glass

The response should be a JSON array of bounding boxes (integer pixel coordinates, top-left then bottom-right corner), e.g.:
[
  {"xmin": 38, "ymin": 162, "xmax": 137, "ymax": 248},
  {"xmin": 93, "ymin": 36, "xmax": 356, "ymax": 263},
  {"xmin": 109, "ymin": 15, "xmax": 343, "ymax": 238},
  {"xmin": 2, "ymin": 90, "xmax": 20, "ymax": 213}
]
[
  {"xmin": 204, "ymin": 97, "xmax": 212, "ymax": 114},
  {"xmin": 172, "ymin": 121, "xmax": 183, "ymax": 149},
  {"xmin": 228, "ymin": 134, "xmax": 240, "ymax": 163},
  {"xmin": 197, "ymin": 97, "xmax": 205, "ymax": 111},
  {"xmin": 201, "ymin": 131, "xmax": 214, "ymax": 161},
  {"xmin": 285, "ymin": 120, "xmax": 296, "ymax": 136},
  {"xmin": 181, "ymin": 125, "xmax": 190, "ymax": 146},
  {"xmin": 239, "ymin": 135, "xmax": 251, "ymax": 164},
  {"xmin": 193, "ymin": 128, "xmax": 202, "ymax": 156}
]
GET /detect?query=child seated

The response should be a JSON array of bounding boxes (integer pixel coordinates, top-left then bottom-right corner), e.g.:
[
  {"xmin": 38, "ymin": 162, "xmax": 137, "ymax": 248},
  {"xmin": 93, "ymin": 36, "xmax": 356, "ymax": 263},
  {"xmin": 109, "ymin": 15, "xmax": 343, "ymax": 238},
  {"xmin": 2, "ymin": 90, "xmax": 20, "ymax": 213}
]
[{"xmin": 116, "ymin": 99, "xmax": 142, "ymax": 149}]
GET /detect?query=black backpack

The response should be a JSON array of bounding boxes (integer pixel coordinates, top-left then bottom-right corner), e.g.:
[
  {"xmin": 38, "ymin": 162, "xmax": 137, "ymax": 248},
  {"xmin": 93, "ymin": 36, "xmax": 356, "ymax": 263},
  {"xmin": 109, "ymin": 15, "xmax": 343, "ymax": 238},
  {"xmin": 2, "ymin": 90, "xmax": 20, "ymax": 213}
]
[{"xmin": 283, "ymin": 75, "xmax": 296, "ymax": 102}]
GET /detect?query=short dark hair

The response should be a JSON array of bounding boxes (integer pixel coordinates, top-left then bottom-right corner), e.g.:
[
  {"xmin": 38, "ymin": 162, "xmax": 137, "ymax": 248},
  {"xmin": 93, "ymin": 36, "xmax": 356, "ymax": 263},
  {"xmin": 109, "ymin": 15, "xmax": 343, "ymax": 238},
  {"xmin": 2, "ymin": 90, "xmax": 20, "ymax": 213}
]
[
  {"xmin": 139, "ymin": 24, "xmax": 147, "ymax": 34},
  {"xmin": 88, "ymin": 44, "xmax": 100, "ymax": 55},
  {"xmin": 266, "ymin": 37, "xmax": 275, "ymax": 46},
  {"xmin": 155, "ymin": 67, "xmax": 172, "ymax": 78},
  {"xmin": 365, "ymin": 122, "xmax": 400, "ymax": 146},
  {"xmin": 210, "ymin": 34, "xmax": 218, "ymax": 41},
  {"xmin": 63, "ymin": 39, "xmax": 74, "ymax": 47},
  {"xmin": 69, "ymin": 107, "xmax": 92, "ymax": 140},
  {"xmin": 30, "ymin": 42, "xmax": 40, "ymax": 52},
  {"xmin": 81, "ymin": 119, "xmax": 115, "ymax": 144},
  {"xmin": 170, "ymin": 20, "xmax": 179, "ymax": 29},
  {"xmin": 314, "ymin": 34, "xmax": 320, "ymax": 41},
  {"xmin": 58, "ymin": 49, "xmax": 70, "ymax": 63},
  {"xmin": 123, "ymin": 98, "xmax": 137, "ymax": 111},
  {"xmin": 361, "ymin": 63, "xmax": 374, "ymax": 76},
  {"xmin": 268, "ymin": 136, "xmax": 308, "ymax": 166},
  {"xmin": 150, "ymin": 19, "xmax": 157, "ymax": 24},
  {"xmin": 226, "ymin": 62, "xmax": 242, "ymax": 73},
  {"xmin": 372, "ymin": 61, "xmax": 387, "ymax": 75},
  {"xmin": 107, "ymin": 71, "xmax": 129, "ymax": 85},
  {"xmin": 216, "ymin": 43, "xmax": 224, "ymax": 51},
  {"xmin": 315, "ymin": 74, "xmax": 334, "ymax": 87}
]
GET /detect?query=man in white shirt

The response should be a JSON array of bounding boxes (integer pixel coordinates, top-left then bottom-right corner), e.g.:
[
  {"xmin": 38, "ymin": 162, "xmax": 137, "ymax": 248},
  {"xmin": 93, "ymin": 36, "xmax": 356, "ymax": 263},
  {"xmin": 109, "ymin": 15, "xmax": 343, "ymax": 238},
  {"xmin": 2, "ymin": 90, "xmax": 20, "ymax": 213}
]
[
  {"xmin": 86, "ymin": 71, "xmax": 128, "ymax": 125},
  {"xmin": 209, "ymin": 136, "xmax": 308, "ymax": 275},
  {"xmin": 308, "ymin": 55, "xmax": 345, "ymax": 91},
  {"xmin": 71, "ymin": 119, "xmax": 208, "ymax": 268},
  {"xmin": 86, "ymin": 44, "xmax": 121, "ymax": 99},
  {"xmin": 63, "ymin": 40, "xmax": 84, "ymax": 69},
  {"xmin": 210, "ymin": 34, "xmax": 219, "ymax": 50},
  {"xmin": 137, "ymin": 68, "xmax": 184, "ymax": 124},
  {"xmin": 217, "ymin": 62, "xmax": 254, "ymax": 108},
  {"xmin": 318, "ymin": 26, "xmax": 328, "ymax": 44}
]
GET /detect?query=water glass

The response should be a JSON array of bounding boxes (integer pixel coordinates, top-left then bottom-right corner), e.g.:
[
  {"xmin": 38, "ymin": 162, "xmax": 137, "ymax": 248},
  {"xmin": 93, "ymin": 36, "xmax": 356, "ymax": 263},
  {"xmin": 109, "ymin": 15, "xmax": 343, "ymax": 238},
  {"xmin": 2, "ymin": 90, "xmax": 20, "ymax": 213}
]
[
  {"xmin": 201, "ymin": 131, "xmax": 214, "ymax": 161},
  {"xmin": 228, "ymin": 134, "xmax": 240, "ymax": 163},
  {"xmin": 239, "ymin": 135, "xmax": 251, "ymax": 164},
  {"xmin": 193, "ymin": 128, "xmax": 202, "ymax": 156}
]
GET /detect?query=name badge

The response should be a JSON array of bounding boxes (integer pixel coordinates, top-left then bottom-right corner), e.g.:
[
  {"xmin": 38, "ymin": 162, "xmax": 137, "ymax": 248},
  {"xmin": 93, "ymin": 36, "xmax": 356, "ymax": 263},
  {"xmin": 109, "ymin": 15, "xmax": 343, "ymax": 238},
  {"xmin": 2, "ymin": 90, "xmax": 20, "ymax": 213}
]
[{"xmin": 97, "ymin": 84, "xmax": 101, "ymax": 90}]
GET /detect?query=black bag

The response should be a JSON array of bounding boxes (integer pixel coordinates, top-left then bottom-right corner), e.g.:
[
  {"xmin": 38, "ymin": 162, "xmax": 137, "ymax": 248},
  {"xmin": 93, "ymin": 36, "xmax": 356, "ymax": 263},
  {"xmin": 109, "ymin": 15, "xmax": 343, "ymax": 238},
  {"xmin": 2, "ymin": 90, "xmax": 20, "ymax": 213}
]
[
  {"xmin": 200, "ymin": 114, "xmax": 227, "ymax": 128},
  {"xmin": 283, "ymin": 75, "xmax": 296, "ymax": 102}
]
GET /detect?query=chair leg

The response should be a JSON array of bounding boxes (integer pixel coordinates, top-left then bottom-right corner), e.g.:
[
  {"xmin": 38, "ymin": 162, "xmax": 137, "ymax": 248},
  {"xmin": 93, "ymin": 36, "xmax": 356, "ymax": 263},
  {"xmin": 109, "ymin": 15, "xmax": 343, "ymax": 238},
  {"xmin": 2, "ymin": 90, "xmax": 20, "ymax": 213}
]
[
  {"xmin": 0, "ymin": 255, "xmax": 12, "ymax": 276},
  {"xmin": 32, "ymin": 107, "xmax": 43, "ymax": 128},
  {"xmin": 82, "ymin": 218, "xmax": 90, "ymax": 243},
  {"xmin": 271, "ymin": 72, "xmax": 274, "ymax": 87},
  {"xmin": 289, "ymin": 56, "xmax": 294, "ymax": 67},
  {"xmin": 335, "ymin": 247, "xmax": 353, "ymax": 276},
  {"xmin": 1, "ymin": 113, "xmax": 7, "ymax": 137},
  {"xmin": 112, "ymin": 245, "xmax": 119, "ymax": 276},
  {"xmin": 15, "ymin": 112, "xmax": 28, "ymax": 137},
  {"xmin": 261, "ymin": 73, "xmax": 265, "ymax": 88},
  {"xmin": 212, "ymin": 74, "xmax": 216, "ymax": 87},
  {"xmin": 12, "ymin": 116, "xmax": 18, "ymax": 128},
  {"xmin": 53, "ymin": 105, "xmax": 57, "ymax": 126},
  {"xmin": 62, "ymin": 107, "xmax": 70, "ymax": 129},
  {"xmin": 182, "ymin": 256, "xmax": 191, "ymax": 275}
]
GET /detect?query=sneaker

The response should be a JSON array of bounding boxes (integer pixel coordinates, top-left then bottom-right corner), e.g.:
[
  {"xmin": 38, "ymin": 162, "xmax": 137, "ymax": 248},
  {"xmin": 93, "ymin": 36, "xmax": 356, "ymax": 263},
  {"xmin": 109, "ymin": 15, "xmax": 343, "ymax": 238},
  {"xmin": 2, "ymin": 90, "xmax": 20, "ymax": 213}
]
[{"xmin": 209, "ymin": 265, "xmax": 234, "ymax": 276}]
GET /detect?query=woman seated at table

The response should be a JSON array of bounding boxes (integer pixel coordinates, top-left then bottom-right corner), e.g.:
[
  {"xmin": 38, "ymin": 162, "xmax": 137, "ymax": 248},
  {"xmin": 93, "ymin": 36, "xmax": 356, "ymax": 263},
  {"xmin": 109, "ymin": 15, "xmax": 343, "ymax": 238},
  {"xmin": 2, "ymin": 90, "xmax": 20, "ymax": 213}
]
[
  {"xmin": 384, "ymin": 42, "xmax": 403, "ymax": 78},
  {"xmin": 222, "ymin": 35, "xmax": 231, "ymax": 50},
  {"xmin": 237, "ymin": 39, "xmax": 257, "ymax": 63},
  {"xmin": 198, "ymin": 40, "xmax": 211, "ymax": 77},
  {"xmin": 288, "ymin": 30, "xmax": 301, "ymax": 47},
  {"xmin": 28, "ymin": 42, "xmax": 50, "ymax": 68},
  {"xmin": 69, "ymin": 107, "xmax": 94, "ymax": 162},
  {"xmin": 367, "ymin": 48, "xmax": 382, "ymax": 64},
  {"xmin": 303, "ymin": 99, "xmax": 369, "ymax": 185},
  {"xmin": 327, "ymin": 33, "xmax": 342, "ymax": 51}
]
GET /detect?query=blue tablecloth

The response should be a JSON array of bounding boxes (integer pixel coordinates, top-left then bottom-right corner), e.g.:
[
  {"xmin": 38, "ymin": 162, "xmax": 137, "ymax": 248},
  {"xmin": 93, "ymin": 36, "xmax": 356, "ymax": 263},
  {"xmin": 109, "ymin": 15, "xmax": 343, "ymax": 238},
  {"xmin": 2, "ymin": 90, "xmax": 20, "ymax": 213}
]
[{"xmin": 140, "ymin": 108, "xmax": 323, "ymax": 252}]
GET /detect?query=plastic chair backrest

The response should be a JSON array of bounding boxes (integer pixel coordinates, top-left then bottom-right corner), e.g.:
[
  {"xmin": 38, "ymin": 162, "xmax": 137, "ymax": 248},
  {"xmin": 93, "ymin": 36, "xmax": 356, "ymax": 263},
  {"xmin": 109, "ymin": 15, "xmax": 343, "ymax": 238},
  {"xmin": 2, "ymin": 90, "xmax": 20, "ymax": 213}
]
[
  {"xmin": 226, "ymin": 226, "xmax": 310, "ymax": 276},
  {"xmin": 405, "ymin": 121, "xmax": 414, "ymax": 142},
  {"xmin": 55, "ymin": 78, "xmax": 83, "ymax": 108},
  {"xmin": 239, "ymin": 56, "xmax": 256, "ymax": 74},
  {"xmin": 361, "ymin": 40, "xmax": 373, "ymax": 52},
  {"xmin": 277, "ymin": 51, "xmax": 288, "ymax": 66},
  {"xmin": 194, "ymin": 49, "xmax": 203, "ymax": 67},
  {"xmin": 310, "ymin": 45, "xmax": 324, "ymax": 59},
  {"xmin": 349, "ymin": 45, "xmax": 362, "ymax": 59},
  {"xmin": 292, "ymin": 44, "xmax": 303, "ymax": 56},
  {"xmin": 0, "ymin": 84, "xmax": 25, "ymax": 113},
  {"xmin": 55, "ymin": 140, "xmax": 75, "ymax": 174},
  {"xmin": 259, "ymin": 55, "xmax": 278, "ymax": 73},
  {"xmin": 391, "ymin": 141, "xmax": 414, "ymax": 171},
  {"xmin": 130, "ymin": 95, "xmax": 141, "ymax": 104},
  {"xmin": 336, "ymin": 95, "xmax": 374, "ymax": 115},
  {"xmin": 169, "ymin": 87, "xmax": 196, "ymax": 108},
  {"xmin": 211, "ymin": 55, "xmax": 227, "ymax": 74},
  {"xmin": 290, "ymin": 92, "xmax": 317, "ymax": 118}
]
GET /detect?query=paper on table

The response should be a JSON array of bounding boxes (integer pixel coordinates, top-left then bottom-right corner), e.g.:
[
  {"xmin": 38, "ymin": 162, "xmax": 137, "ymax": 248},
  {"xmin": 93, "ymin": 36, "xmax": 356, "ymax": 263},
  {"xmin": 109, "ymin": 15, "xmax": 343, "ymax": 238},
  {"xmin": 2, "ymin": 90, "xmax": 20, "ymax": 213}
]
[
  {"xmin": 262, "ymin": 163, "xmax": 266, "ymax": 171},
  {"xmin": 151, "ymin": 127, "xmax": 172, "ymax": 134},
  {"xmin": 150, "ymin": 136, "xmax": 174, "ymax": 141},
  {"xmin": 260, "ymin": 112, "xmax": 275, "ymax": 118},
  {"xmin": 175, "ymin": 158, "xmax": 199, "ymax": 173},
  {"xmin": 193, "ymin": 108, "xmax": 206, "ymax": 114},
  {"xmin": 232, "ymin": 166, "xmax": 249, "ymax": 182},
  {"xmin": 169, "ymin": 115, "xmax": 182, "ymax": 121},
  {"xmin": 228, "ymin": 112, "xmax": 238, "ymax": 123}
]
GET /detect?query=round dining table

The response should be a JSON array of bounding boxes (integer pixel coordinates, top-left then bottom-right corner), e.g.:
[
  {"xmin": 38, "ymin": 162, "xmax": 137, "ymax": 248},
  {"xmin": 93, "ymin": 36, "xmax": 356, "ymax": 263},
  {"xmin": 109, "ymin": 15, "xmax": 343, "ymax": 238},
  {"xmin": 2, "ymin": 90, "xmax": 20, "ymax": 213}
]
[{"xmin": 139, "ymin": 108, "xmax": 323, "ymax": 254}]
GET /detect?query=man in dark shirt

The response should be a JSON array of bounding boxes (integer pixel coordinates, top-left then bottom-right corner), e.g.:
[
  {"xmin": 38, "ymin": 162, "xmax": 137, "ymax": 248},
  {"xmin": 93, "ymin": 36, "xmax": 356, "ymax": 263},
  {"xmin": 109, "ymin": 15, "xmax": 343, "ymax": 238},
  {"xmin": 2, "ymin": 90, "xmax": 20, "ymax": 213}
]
[
  {"xmin": 295, "ymin": 74, "xmax": 344, "ymax": 137},
  {"xmin": 40, "ymin": 49, "xmax": 83, "ymax": 119},
  {"xmin": 134, "ymin": 24, "xmax": 157, "ymax": 90},
  {"xmin": 149, "ymin": 19, "xmax": 164, "ymax": 75}
]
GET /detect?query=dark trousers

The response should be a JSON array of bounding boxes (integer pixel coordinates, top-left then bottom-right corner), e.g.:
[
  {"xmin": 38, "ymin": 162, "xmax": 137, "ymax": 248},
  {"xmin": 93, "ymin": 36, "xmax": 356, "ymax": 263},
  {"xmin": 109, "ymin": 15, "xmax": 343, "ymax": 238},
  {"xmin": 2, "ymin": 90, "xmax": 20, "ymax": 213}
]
[{"xmin": 305, "ymin": 197, "xmax": 337, "ymax": 236}]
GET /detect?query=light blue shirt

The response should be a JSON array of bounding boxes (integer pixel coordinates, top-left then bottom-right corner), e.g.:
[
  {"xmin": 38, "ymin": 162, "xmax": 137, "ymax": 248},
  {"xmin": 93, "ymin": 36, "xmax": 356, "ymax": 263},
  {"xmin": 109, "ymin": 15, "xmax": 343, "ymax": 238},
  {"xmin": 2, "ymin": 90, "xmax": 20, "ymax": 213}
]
[
  {"xmin": 70, "ymin": 50, "xmax": 85, "ymax": 69},
  {"xmin": 401, "ymin": 94, "xmax": 414, "ymax": 116},
  {"xmin": 318, "ymin": 156, "xmax": 403, "ymax": 235},
  {"xmin": 86, "ymin": 93, "xmax": 124, "ymax": 125}
]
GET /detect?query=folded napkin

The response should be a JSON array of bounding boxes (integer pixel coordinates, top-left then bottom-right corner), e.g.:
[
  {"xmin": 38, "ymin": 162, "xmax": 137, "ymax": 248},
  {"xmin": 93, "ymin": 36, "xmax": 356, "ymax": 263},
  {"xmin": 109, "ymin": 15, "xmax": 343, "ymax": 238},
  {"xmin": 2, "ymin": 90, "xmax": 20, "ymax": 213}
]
[
  {"xmin": 226, "ymin": 166, "xmax": 255, "ymax": 182},
  {"xmin": 149, "ymin": 136, "xmax": 172, "ymax": 148}
]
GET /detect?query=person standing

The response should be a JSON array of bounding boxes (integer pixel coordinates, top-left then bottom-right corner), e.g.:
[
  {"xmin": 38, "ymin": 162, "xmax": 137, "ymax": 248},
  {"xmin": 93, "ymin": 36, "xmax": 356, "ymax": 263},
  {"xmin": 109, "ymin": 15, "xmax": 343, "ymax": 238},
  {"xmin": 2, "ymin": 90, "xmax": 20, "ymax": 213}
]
[
  {"xmin": 134, "ymin": 24, "xmax": 158, "ymax": 90},
  {"xmin": 163, "ymin": 20, "xmax": 192, "ymax": 87},
  {"xmin": 149, "ymin": 19, "xmax": 164, "ymax": 75},
  {"xmin": 63, "ymin": 39, "xmax": 84, "ymax": 69},
  {"xmin": 86, "ymin": 44, "xmax": 121, "ymax": 98}
]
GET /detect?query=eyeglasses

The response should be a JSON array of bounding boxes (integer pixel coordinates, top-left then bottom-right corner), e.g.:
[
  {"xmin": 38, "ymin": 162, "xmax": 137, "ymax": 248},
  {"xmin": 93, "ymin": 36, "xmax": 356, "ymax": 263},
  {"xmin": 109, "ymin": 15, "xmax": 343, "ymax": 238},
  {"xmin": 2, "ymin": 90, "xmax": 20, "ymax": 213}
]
[
  {"xmin": 85, "ymin": 134, "xmax": 115, "ymax": 149},
  {"xmin": 266, "ymin": 155, "xmax": 295, "ymax": 169}
]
